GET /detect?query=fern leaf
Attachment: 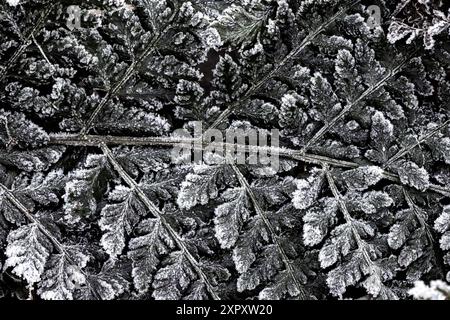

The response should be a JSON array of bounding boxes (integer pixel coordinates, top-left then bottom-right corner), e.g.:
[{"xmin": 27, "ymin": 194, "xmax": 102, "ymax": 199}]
[
  {"xmin": 177, "ymin": 162, "xmax": 235, "ymax": 210},
  {"xmin": 151, "ymin": 251, "xmax": 199, "ymax": 300},
  {"xmin": 214, "ymin": 187, "xmax": 250, "ymax": 249},
  {"xmin": 128, "ymin": 218, "xmax": 175, "ymax": 294},
  {"xmin": 435, "ymin": 205, "xmax": 450, "ymax": 281},
  {"xmin": 37, "ymin": 247, "xmax": 89, "ymax": 300},
  {"xmin": 83, "ymin": 260, "xmax": 129, "ymax": 300},
  {"xmin": 99, "ymin": 185, "xmax": 147, "ymax": 257},
  {"xmin": 292, "ymin": 168, "xmax": 325, "ymax": 210},
  {"xmin": 392, "ymin": 160, "xmax": 430, "ymax": 191},
  {"xmin": 341, "ymin": 166, "xmax": 384, "ymax": 191},
  {"xmin": 63, "ymin": 154, "xmax": 108, "ymax": 224},
  {"xmin": 5, "ymin": 223, "xmax": 53, "ymax": 284}
]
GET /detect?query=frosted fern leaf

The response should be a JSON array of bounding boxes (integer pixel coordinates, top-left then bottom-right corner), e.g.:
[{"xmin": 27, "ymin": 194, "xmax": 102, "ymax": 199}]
[
  {"xmin": 292, "ymin": 169, "xmax": 325, "ymax": 210},
  {"xmin": 37, "ymin": 247, "xmax": 89, "ymax": 300},
  {"xmin": 99, "ymin": 185, "xmax": 147, "ymax": 257},
  {"xmin": 5, "ymin": 223, "xmax": 53, "ymax": 284},
  {"xmin": 214, "ymin": 188, "xmax": 250, "ymax": 249}
]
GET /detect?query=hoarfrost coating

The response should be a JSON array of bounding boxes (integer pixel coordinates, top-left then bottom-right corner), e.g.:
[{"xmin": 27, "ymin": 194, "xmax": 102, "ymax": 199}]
[{"xmin": 0, "ymin": 0, "xmax": 449, "ymax": 300}]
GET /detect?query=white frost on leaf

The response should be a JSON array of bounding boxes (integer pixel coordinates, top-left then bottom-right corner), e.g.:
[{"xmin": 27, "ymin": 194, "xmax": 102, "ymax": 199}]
[
  {"xmin": 128, "ymin": 218, "xmax": 175, "ymax": 294},
  {"xmin": 435, "ymin": 206, "xmax": 450, "ymax": 252},
  {"xmin": 99, "ymin": 185, "xmax": 146, "ymax": 257},
  {"xmin": 177, "ymin": 162, "xmax": 234, "ymax": 210},
  {"xmin": 303, "ymin": 198, "xmax": 338, "ymax": 246},
  {"xmin": 152, "ymin": 251, "xmax": 197, "ymax": 300},
  {"xmin": 5, "ymin": 223, "xmax": 53, "ymax": 284},
  {"xmin": 394, "ymin": 160, "xmax": 430, "ymax": 191},
  {"xmin": 214, "ymin": 188, "xmax": 249, "ymax": 249},
  {"xmin": 37, "ymin": 249, "xmax": 88, "ymax": 300},
  {"xmin": 292, "ymin": 169, "xmax": 324, "ymax": 210},
  {"xmin": 342, "ymin": 166, "xmax": 384, "ymax": 191}
]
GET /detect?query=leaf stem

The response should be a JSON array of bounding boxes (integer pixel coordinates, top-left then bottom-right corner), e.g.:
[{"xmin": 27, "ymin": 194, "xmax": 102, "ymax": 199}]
[{"xmin": 48, "ymin": 133, "xmax": 450, "ymax": 197}]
